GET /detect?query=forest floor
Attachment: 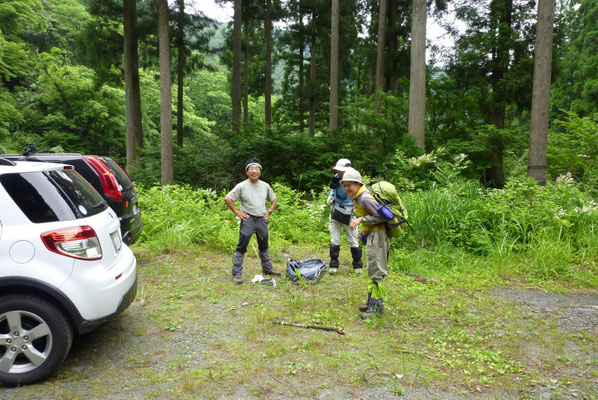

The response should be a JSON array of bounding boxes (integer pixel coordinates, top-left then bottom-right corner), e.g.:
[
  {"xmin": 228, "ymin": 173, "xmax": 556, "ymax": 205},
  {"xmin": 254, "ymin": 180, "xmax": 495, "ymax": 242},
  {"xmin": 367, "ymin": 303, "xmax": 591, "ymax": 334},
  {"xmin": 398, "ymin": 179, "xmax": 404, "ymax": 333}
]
[{"xmin": 2, "ymin": 245, "xmax": 597, "ymax": 400}]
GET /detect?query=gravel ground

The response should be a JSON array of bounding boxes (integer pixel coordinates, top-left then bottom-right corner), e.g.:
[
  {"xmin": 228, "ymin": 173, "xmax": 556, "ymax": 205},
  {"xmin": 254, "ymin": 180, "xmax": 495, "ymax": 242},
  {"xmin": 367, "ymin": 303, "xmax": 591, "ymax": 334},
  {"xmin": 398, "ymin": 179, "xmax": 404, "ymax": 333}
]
[
  {"xmin": 493, "ymin": 288, "xmax": 598, "ymax": 400},
  {"xmin": 1, "ymin": 281, "xmax": 596, "ymax": 399}
]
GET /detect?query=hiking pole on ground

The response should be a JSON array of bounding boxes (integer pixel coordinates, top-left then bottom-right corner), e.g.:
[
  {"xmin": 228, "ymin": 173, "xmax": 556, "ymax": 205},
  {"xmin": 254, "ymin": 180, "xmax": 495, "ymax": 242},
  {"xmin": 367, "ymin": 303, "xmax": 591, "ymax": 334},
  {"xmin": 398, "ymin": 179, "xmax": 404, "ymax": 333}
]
[{"xmin": 274, "ymin": 320, "xmax": 345, "ymax": 335}]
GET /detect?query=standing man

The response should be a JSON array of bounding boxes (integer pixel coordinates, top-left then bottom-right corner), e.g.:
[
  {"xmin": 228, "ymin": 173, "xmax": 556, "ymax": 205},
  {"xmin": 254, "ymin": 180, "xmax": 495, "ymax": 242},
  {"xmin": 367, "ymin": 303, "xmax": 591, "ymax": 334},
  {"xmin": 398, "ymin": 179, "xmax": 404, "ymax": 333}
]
[
  {"xmin": 341, "ymin": 168, "xmax": 389, "ymax": 318},
  {"xmin": 327, "ymin": 158, "xmax": 363, "ymax": 275},
  {"xmin": 224, "ymin": 158, "xmax": 281, "ymax": 284}
]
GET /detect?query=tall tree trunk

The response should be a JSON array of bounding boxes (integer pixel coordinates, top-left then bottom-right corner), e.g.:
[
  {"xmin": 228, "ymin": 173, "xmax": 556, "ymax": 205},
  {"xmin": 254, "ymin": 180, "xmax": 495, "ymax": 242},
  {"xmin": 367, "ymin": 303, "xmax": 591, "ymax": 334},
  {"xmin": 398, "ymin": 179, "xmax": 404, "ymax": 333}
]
[
  {"xmin": 243, "ymin": 17, "xmax": 249, "ymax": 125},
  {"xmin": 298, "ymin": 13, "xmax": 305, "ymax": 133},
  {"xmin": 486, "ymin": 0, "xmax": 512, "ymax": 189},
  {"xmin": 386, "ymin": 0, "xmax": 398, "ymax": 94},
  {"xmin": 309, "ymin": 25, "xmax": 317, "ymax": 137},
  {"xmin": 123, "ymin": 0, "xmax": 143, "ymax": 168},
  {"xmin": 176, "ymin": 0, "xmax": 185, "ymax": 147},
  {"xmin": 232, "ymin": 0, "xmax": 242, "ymax": 133},
  {"xmin": 407, "ymin": 0, "xmax": 426, "ymax": 149},
  {"xmin": 528, "ymin": 0, "xmax": 555, "ymax": 185},
  {"xmin": 158, "ymin": 0, "xmax": 174, "ymax": 185},
  {"xmin": 265, "ymin": 0, "xmax": 272, "ymax": 126},
  {"xmin": 329, "ymin": 0, "xmax": 339, "ymax": 135},
  {"xmin": 375, "ymin": 0, "xmax": 388, "ymax": 114}
]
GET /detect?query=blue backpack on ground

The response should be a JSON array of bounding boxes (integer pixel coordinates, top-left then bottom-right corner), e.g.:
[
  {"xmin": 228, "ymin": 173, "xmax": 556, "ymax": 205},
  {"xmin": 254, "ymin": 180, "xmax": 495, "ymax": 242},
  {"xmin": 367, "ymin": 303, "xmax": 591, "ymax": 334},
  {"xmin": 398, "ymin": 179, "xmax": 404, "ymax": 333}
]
[{"xmin": 286, "ymin": 258, "xmax": 328, "ymax": 282}]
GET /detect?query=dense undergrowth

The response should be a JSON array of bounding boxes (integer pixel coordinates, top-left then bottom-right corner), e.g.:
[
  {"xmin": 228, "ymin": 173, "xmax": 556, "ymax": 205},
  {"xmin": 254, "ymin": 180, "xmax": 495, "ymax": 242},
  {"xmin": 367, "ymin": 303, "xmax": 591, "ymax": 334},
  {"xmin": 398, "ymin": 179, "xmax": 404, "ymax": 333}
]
[{"xmin": 137, "ymin": 168, "xmax": 597, "ymax": 289}]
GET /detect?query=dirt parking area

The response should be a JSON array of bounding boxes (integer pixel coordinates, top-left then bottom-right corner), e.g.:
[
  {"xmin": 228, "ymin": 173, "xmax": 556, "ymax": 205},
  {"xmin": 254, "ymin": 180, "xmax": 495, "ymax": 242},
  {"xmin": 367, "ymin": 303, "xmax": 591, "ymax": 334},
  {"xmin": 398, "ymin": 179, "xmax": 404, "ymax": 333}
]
[{"xmin": 1, "ymin": 251, "xmax": 597, "ymax": 400}]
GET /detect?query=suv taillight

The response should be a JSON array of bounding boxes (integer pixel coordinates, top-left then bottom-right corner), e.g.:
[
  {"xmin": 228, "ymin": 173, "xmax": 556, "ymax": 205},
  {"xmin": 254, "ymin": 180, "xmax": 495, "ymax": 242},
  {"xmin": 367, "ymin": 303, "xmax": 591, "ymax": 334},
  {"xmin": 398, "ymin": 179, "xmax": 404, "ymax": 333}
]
[
  {"xmin": 84, "ymin": 155, "xmax": 123, "ymax": 201},
  {"xmin": 41, "ymin": 226, "xmax": 103, "ymax": 260}
]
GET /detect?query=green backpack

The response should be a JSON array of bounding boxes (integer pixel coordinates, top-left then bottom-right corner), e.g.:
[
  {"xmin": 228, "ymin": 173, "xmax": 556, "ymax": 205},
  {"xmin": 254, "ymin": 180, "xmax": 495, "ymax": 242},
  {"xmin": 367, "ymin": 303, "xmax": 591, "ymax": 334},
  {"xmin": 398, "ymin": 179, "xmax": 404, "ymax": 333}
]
[{"xmin": 367, "ymin": 181, "xmax": 413, "ymax": 238}]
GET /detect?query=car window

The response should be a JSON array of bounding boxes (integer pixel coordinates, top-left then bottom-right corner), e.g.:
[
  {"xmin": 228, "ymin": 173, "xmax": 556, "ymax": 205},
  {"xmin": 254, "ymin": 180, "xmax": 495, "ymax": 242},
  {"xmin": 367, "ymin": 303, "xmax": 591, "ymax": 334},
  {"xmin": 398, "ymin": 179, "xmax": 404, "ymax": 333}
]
[
  {"xmin": 0, "ymin": 170, "xmax": 107, "ymax": 223},
  {"xmin": 101, "ymin": 157, "xmax": 133, "ymax": 190},
  {"xmin": 48, "ymin": 170, "xmax": 108, "ymax": 217}
]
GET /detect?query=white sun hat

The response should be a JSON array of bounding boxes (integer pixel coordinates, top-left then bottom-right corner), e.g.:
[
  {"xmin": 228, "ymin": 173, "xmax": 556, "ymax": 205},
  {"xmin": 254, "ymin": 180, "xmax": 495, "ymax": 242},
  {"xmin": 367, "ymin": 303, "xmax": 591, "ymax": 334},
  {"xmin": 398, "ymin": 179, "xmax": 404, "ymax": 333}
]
[
  {"xmin": 332, "ymin": 158, "xmax": 352, "ymax": 172},
  {"xmin": 339, "ymin": 167, "xmax": 363, "ymax": 184}
]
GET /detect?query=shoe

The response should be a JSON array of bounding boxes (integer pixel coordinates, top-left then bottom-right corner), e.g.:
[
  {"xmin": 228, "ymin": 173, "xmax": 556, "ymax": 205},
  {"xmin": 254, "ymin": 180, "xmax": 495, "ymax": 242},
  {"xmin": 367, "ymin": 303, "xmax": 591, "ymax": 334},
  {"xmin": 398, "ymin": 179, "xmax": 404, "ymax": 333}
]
[
  {"xmin": 233, "ymin": 275, "xmax": 243, "ymax": 284},
  {"xmin": 263, "ymin": 269, "xmax": 282, "ymax": 276},
  {"xmin": 354, "ymin": 268, "xmax": 362, "ymax": 274},
  {"xmin": 329, "ymin": 267, "xmax": 338, "ymax": 275},
  {"xmin": 358, "ymin": 293, "xmax": 372, "ymax": 312},
  {"xmin": 360, "ymin": 298, "xmax": 384, "ymax": 319}
]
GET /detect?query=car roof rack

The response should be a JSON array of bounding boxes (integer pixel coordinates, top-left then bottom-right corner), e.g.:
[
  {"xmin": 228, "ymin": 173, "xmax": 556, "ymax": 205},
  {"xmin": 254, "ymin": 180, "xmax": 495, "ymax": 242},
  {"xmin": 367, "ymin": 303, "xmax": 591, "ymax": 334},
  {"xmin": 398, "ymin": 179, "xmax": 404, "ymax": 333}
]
[
  {"xmin": 23, "ymin": 143, "xmax": 55, "ymax": 157},
  {"xmin": 0, "ymin": 157, "xmax": 17, "ymax": 166}
]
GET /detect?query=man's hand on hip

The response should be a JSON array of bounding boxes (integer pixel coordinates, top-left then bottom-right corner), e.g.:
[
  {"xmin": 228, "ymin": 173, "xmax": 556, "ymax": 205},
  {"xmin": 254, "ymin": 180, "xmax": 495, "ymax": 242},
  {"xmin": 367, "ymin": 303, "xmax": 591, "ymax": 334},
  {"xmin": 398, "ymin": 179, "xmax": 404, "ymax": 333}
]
[{"xmin": 237, "ymin": 211, "xmax": 250, "ymax": 220}]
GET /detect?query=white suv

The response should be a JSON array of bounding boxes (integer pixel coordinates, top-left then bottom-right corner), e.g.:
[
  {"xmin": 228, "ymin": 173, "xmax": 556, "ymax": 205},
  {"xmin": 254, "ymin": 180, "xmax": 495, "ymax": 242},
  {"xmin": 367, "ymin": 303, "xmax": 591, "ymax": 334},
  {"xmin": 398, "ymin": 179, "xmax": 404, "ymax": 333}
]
[{"xmin": 0, "ymin": 159, "xmax": 137, "ymax": 386}]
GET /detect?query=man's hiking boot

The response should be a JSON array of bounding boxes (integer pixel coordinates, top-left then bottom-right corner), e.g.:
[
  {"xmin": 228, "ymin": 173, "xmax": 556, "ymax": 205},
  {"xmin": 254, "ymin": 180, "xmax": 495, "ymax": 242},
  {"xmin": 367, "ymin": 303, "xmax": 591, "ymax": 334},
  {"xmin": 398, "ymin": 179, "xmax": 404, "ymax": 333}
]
[
  {"xmin": 360, "ymin": 298, "xmax": 384, "ymax": 319},
  {"xmin": 354, "ymin": 268, "xmax": 362, "ymax": 274},
  {"xmin": 263, "ymin": 269, "xmax": 282, "ymax": 276},
  {"xmin": 358, "ymin": 293, "xmax": 372, "ymax": 312},
  {"xmin": 329, "ymin": 267, "xmax": 338, "ymax": 275},
  {"xmin": 233, "ymin": 275, "xmax": 244, "ymax": 284}
]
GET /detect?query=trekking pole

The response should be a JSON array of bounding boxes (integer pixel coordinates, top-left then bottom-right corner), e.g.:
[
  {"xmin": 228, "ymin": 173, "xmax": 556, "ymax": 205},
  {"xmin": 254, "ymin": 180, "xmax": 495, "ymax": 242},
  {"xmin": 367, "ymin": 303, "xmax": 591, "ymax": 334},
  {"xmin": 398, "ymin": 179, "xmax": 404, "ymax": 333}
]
[{"xmin": 273, "ymin": 320, "xmax": 345, "ymax": 335}]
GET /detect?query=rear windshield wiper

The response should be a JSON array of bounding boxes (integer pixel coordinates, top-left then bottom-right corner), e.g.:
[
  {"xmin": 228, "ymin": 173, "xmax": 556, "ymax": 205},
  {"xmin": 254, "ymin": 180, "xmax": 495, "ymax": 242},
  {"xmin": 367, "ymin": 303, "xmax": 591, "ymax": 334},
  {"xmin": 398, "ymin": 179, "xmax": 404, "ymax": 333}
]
[{"xmin": 91, "ymin": 200, "xmax": 107, "ymax": 210}]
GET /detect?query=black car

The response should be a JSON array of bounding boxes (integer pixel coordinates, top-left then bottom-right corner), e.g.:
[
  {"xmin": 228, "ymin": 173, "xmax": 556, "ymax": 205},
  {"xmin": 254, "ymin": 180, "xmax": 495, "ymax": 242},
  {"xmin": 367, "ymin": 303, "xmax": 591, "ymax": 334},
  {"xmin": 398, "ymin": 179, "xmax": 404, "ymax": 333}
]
[{"xmin": 1, "ymin": 149, "xmax": 142, "ymax": 245}]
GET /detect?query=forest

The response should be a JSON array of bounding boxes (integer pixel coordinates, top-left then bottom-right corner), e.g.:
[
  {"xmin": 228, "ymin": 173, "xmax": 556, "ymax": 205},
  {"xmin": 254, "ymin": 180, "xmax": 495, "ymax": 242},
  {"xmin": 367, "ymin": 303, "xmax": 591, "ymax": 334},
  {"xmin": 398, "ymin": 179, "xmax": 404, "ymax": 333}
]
[
  {"xmin": 0, "ymin": 0, "xmax": 596, "ymax": 194},
  {"xmin": 1, "ymin": 1, "xmax": 598, "ymax": 397}
]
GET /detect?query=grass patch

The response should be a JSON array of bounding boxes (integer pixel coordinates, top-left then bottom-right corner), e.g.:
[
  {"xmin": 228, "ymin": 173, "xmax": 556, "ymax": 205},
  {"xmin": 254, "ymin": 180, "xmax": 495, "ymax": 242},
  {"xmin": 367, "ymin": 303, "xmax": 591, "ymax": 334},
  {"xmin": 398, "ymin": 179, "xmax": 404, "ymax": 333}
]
[{"xmin": 8, "ymin": 243, "xmax": 586, "ymax": 399}]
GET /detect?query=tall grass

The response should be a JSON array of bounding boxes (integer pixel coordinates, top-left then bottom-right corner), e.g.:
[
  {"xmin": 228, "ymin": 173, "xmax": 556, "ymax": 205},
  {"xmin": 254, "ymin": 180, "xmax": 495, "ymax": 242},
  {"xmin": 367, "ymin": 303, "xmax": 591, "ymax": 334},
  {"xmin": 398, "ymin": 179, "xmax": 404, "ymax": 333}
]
[
  {"xmin": 136, "ymin": 183, "xmax": 330, "ymax": 255},
  {"xmin": 136, "ymin": 176, "xmax": 597, "ymax": 286}
]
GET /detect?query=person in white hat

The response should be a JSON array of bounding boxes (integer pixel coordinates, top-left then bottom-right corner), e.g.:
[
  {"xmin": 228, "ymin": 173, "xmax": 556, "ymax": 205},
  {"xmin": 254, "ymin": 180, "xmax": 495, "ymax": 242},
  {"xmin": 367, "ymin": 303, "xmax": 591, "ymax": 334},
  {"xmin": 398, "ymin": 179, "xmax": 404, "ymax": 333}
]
[
  {"xmin": 327, "ymin": 159, "xmax": 363, "ymax": 275},
  {"xmin": 340, "ymin": 167, "xmax": 389, "ymax": 318}
]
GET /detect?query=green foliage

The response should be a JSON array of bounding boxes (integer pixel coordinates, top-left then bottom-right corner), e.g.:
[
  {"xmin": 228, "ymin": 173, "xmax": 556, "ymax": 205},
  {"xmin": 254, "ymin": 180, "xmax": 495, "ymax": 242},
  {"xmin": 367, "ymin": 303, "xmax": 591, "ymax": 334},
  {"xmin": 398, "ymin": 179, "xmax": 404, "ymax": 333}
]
[
  {"xmin": 0, "ymin": 86, "xmax": 22, "ymax": 149},
  {"xmin": 338, "ymin": 92, "xmax": 420, "ymax": 176},
  {"xmin": 551, "ymin": 0, "xmax": 598, "ymax": 117},
  {"xmin": 136, "ymin": 182, "xmax": 329, "ymax": 253},
  {"xmin": 548, "ymin": 111, "xmax": 598, "ymax": 194},
  {"xmin": 382, "ymin": 147, "xmax": 471, "ymax": 191},
  {"xmin": 129, "ymin": 135, "xmax": 238, "ymax": 191},
  {"xmin": 136, "ymin": 184, "xmax": 237, "ymax": 252},
  {"xmin": 0, "ymin": 0, "xmax": 46, "ymax": 37},
  {"xmin": 234, "ymin": 126, "xmax": 333, "ymax": 192},
  {"xmin": 15, "ymin": 48, "xmax": 126, "ymax": 156},
  {"xmin": 398, "ymin": 173, "xmax": 598, "ymax": 286},
  {"xmin": 137, "ymin": 173, "xmax": 598, "ymax": 287},
  {"xmin": 0, "ymin": 0, "xmax": 46, "ymax": 81}
]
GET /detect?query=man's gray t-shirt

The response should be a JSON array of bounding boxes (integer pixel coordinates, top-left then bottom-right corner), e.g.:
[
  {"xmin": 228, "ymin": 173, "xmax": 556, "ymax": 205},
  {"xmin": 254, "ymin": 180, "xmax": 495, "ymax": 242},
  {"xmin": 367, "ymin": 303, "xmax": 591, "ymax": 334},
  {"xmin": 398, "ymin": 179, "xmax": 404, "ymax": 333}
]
[{"xmin": 226, "ymin": 179, "xmax": 276, "ymax": 217}]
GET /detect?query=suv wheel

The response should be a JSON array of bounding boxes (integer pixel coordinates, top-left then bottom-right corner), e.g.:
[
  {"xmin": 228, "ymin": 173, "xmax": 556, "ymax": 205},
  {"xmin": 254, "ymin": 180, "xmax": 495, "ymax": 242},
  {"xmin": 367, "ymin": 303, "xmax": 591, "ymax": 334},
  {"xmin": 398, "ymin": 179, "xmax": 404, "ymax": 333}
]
[{"xmin": 0, "ymin": 295, "xmax": 73, "ymax": 386}]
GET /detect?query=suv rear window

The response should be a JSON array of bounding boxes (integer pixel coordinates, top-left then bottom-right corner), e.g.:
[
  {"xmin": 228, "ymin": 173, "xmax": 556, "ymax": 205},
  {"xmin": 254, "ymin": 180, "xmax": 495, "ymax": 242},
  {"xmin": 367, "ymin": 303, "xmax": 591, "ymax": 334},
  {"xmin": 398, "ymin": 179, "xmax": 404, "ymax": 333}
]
[
  {"xmin": 0, "ymin": 170, "xmax": 108, "ymax": 223},
  {"xmin": 100, "ymin": 157, "xmax": 133, "ymax": 190}
]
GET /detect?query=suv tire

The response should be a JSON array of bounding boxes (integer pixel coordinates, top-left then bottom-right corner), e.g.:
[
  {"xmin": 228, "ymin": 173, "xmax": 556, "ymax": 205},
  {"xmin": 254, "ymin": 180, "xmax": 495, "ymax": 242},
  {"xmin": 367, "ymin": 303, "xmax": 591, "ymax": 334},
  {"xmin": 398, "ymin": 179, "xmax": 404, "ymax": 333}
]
[{"xmin": 0, "ymin": 295, "xmax": 73, "ymax": 386}]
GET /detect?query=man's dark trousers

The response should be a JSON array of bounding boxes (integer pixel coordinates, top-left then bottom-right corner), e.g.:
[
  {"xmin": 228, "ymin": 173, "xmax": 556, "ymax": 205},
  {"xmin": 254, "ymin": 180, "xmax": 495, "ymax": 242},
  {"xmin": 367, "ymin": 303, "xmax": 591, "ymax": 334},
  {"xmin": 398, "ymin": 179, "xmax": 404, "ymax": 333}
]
[{"xmin": 232, "ymin": 216, "xmax": 274, "ymax": 277}]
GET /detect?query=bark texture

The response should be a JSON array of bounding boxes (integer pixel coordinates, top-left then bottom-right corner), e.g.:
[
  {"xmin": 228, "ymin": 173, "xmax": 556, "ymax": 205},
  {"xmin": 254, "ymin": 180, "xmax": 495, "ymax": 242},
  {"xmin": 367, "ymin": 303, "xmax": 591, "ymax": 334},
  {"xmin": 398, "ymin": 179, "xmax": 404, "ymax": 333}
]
[
  {"xmin": 375, "ymin": 0, "xmax": 388, "ymax": 114},
  {"xmin": 329, "ymin": 0, "xmax": 340, "ymax": 135},
  {"xmin": 232, "ymin": 0, "xmax": 242, "ymax": 133},
  {"xmin": 408, "ymin": 0, "xmax": 427, "ymax": 149},
  {"xmin": 528, "ymin": 0, "xmax": 555, "ymax": 185},
  {"xmin": 158, "ymin": 0, "xmax": 174, "ymax": 185},
  {"xmin": 176, "ymin": 0, "xmax": 185, "ymax": 147},
  {"xmin": 123, "ymin": 0, "xmax": 143, "ymax": 167}
]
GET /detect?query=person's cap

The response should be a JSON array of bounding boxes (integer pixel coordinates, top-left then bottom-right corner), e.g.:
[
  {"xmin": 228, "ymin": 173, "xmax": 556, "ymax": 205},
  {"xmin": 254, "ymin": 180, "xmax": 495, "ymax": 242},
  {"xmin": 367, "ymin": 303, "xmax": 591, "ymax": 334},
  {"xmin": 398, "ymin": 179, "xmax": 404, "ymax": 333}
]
[
  {"xmin": 332, "ymin": 158, "xmax": 352, "ymax": 172},
  {"xmin": 245, "ymin": 157, "xmax": 262, "ymax": 171},
  {"xmin": 339, "ymin": 168, "xmax": 363, "ymax": 184}
]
